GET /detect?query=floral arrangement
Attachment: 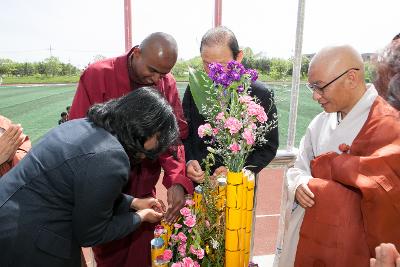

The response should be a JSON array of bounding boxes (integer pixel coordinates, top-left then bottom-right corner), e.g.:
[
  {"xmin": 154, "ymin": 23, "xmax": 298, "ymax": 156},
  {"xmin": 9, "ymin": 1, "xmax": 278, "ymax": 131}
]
[
  {"xmin": 153, "ymin": 154, "xmax": 225, "ymax": 267},
  {"xmin": 153, "ymin": 61, "xmax": 272, "ymax": 266},
  {"xmin": 161, "ymin": 198, "xmax": 204, "ymax": 267},
  {"xmin": 197, "ymin": 61, "xmax": 276, "ymax": 172}
]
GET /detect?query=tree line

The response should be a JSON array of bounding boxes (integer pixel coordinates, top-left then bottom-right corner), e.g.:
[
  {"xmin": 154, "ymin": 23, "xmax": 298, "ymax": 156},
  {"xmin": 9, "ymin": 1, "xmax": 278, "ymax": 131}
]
[
  {"xmin": 1, "ymin": 48, "xmax": 375, "ymax": 82},
  {"xmin": 0, "ymin": 57, "xmax": 81, "ymax": 77}
]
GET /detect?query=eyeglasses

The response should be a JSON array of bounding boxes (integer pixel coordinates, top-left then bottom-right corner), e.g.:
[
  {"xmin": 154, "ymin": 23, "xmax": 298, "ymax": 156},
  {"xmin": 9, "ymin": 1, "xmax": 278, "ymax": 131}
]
[{"xmin": 306, "ymin": 68, "xmax": 360, "ymax": 94}]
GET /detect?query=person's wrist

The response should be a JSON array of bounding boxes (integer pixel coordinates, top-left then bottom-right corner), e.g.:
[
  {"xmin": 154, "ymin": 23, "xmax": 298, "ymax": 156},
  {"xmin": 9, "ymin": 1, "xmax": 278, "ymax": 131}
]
[
  {"xmin": 136, "ymin": 209, "xmax": 146, "ymax": 223},
  {"xmin": 131, "ymin": 198, "xmax": 138, "ymax": 210}
]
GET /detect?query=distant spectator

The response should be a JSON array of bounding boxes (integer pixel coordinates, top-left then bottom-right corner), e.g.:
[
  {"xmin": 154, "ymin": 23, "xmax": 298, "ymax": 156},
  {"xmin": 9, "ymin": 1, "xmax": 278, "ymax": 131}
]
[
  {"xmin": 58, "ymin": 112, "xmax": 68, "ymax": 125},
  {"xmin": 66, "ymin": 106, "xmax": 71, "ymax": 120},
  {"xmin": 0, "ymin": 115, "xmax": 31, "ymax": 177},
  {"xmin": 373, "ymin": 38, "xmax": 400, "ymax": 110}
]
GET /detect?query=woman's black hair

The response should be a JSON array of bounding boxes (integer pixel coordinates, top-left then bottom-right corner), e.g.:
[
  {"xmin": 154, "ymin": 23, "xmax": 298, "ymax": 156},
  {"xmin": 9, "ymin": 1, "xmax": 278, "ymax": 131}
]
[{"xmin": 87, "ymin": 87, "xmax": 179, "ymax": 160}]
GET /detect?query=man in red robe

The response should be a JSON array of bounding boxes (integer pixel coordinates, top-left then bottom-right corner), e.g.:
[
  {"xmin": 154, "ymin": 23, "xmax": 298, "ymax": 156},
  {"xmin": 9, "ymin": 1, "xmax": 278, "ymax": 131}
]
[
  {"xmin": 69, "ymin": 32, "xmax": 194, "ymax": 267},
  {"xmin": 292, "ymin": 46, "xmax": 400, "ymax": 267}
]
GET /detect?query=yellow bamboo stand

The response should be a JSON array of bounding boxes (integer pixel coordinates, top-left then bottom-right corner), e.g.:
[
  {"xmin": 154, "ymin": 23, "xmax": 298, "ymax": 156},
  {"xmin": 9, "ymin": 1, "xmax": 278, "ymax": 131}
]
[{"xmin": 225, "ymin": 170, "xmax": 255, "ymax": 267}]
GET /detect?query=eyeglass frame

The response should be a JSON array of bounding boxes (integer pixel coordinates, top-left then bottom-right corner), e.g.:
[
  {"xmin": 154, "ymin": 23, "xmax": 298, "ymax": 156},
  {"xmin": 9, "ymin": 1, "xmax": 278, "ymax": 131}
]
[{"xmin": 306, "ymin": 68, "xmax": 360, "ymax": 94}]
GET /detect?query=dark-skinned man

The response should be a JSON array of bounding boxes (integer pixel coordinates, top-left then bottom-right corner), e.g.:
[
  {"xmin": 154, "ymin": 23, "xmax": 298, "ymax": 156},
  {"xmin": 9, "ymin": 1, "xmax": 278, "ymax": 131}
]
[{"xmin": 69, "ymin": 32, "xmax": 193, "ymax": 267}]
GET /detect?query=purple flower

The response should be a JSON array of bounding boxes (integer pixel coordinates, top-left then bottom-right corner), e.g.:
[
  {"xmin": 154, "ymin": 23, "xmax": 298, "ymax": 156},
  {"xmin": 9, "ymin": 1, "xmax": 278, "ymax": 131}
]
[
  {"xmin": 247, "ymin": 69, "xmax": 258, "ymax": 82},
  {"xmin": 237, "ymin": 85, "xmax": 244, "ymax": 93},
  {"xmin": 227, "ymin": 60, "xmax": 246, "ymax": 75}
]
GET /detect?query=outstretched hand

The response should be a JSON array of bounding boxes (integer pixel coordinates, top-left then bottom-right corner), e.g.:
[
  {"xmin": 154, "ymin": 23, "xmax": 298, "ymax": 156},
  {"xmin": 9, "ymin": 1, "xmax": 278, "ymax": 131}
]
[
  {"xmin": 164, "ymin": 184, "xmax": 185, "ymax": 224},
  {"xmin": 136, "ymin": 209, "xmax": 164, "ymax": 223},
  {"xmin": 212, "ymin": 166, "xmax": 227, "ymax": 178},
  {"xmin": 131, "ymin": 197, "xmax": 166, "ymax": 213},
  {"xmin": 186, "ymin": 160, "xmax": 205, "ymax": 183}
]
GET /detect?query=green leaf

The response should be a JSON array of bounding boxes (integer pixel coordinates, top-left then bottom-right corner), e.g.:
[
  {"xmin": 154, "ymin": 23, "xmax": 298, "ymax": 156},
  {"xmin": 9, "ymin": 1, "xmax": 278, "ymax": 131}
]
[{"xmin": 188, "ymin": 67, "xmax": 214, "ymax": 117}]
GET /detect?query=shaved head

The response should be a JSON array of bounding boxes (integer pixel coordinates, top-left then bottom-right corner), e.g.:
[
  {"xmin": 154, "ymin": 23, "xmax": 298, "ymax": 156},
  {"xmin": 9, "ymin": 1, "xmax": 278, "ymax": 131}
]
[
  {"xmin": 308, "ymin": 45, "xmax": 368, "ymax": 117},
  {"xmin": 140, "ymin": 32, "xmax": 178, "ymax": 64},
  {"xmin": 309, "ymin": 45, "xmax": 364, "ymax": 80},
  {"xmin": 130, "ymin": 32, "xmax": 178, "ymax": 85}
]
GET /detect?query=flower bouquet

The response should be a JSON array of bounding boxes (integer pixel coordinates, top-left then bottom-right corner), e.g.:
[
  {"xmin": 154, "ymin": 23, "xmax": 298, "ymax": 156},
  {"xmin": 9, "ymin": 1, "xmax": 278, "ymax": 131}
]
[{"xmin": 152, "ymin": 61, "xmax": 275, "ymax": 267}]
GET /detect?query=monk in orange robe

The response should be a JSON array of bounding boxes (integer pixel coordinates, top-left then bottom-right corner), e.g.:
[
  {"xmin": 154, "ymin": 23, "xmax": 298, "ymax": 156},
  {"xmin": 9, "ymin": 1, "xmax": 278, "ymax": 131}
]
[{"xmin": 275, "ymin": 45, "xmax": 400, "ymax": 267}]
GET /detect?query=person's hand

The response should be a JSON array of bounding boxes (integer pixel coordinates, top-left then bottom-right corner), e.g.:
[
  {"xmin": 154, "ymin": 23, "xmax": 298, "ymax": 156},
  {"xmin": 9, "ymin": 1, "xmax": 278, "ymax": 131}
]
[
  {"xmin": 136, "ymin": 209, "xmax": 164, "ymax": 223},
  {"xmin": 165, "ymin": 184, "xmax": 185, "ymax": 223},
  {"xmin": 131, "ymin": 197, "xmax": 166, "ymax": 213},
  {"xmin": 212, "ymin": 166, "xmax": 228, "ymax": 178},
  {"xmin": 295, "ymin": 183, "xmax": 315, "ymax": 208},
  {"xmin": 186, "ymin": 160, "xmax": 205, "ymax": 183},
  {"xmin": 0, "ymin": 124, "xmax": 24, "ymax": 165},
  {"xmin": 370, "ymin": 243, "xmax": 400, "ymax": 267}
]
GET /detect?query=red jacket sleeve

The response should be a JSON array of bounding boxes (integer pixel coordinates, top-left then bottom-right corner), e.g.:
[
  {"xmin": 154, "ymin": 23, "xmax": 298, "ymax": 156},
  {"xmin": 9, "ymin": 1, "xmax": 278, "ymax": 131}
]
[
  {"xmin": 158, "ymin": 75, "xmax": 193, "ymax": 194},
  {"xmin": 160, "ymin": 145, "xmax": 194, "ymax": 194}
]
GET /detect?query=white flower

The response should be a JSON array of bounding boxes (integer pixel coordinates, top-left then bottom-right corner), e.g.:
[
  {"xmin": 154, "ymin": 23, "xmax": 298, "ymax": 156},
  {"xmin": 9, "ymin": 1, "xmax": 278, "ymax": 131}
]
[{"xmin": 211, "ymin": 237, "xmax": 219, "ymax": 249}]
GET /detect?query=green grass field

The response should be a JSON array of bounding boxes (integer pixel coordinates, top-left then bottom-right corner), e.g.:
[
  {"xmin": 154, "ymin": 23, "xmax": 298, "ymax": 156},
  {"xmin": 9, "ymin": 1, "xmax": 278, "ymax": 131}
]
[{"xmin": 0, "ymin": 83, "xmax": 321, "ymax": 147}]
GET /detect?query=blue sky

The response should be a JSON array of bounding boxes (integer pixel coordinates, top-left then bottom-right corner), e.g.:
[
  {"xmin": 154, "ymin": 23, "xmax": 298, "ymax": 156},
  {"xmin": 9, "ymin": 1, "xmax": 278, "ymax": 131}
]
[{"xmin": 0, "ymin": 0, "xmax": 399, "ymax": 68}]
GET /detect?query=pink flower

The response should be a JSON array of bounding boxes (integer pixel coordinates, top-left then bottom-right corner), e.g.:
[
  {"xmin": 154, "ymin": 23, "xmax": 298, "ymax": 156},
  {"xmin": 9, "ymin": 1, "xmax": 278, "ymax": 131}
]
[
  {"xmin": 182, "ymin": 257, "xmax": 194, "ymax": 267},
  {"xmin": 193, "ymin": 261, "xmax": 200, "ymax": 267},
  {"xmin": 180, "ymin": 207, "xmax": 191, "ymax": 217},
  {"xmin": 171, "ymin": 263, "xmax": 182, "ymax": 267},
  {"xmin": 196, "ymin": 248, "xmax": 205, "ymax": 259},
  {"xmin": 183, "ymin": 215, "xmax": 196, "ymax": 228},
  {"xmin": 198, "ymin": 123, "xmax": 212, "ymax": 138},
  {"xmin": 154, "ymin": 225, "xmax": 164, "ymax": 236},
  {"xmin": 239, "ymin": 95, "xmax": 253, "ymax": 104},
  {"xmin": 212, "ymin": 128, "xmax": 219, "ymax": 135},
  {"xmin": 242, "ymin": 128, "xmax": 255, "ymax": 145},
  {"xmin": 177, "ymin": 232, "xmax": 187, "ymax": 242},
  {"xmin": 163, "ymin": 249, "xmax": 173, "ymax": 261},
  {"xmin": 216, "ymin": 112, "xmax": 225, "ymax": 121},
  {"xmin": 174, "ymin": 223, "xmax": 182, "ymax": 229},
  {"xmin": 205, "ymin": 220, "xmax": 210, "ymax": 228},
  {"xmin": 247, "ymin": 102, "xmax": 268, "ymax": 123},
  {"xmin": 190, "ymin": 245, "xmax": 197, "ymax": 255},
  {"xmin": 224, "ymin": 117, "xmax": 243, "ymax": 134},
  {"xmin": 178, "ymin": 243, "xmax": 187, "ymax": 257},
  {"xmin": 190, "ymin": 246, "xmax": 205, "ymax": 260},
  {"xmin": 256, "ymin": 112, "xmax": 268, "ymax": 123},
  {"xmin": 185, "ymin": 199, "xmax": 195, "ymax": 207},
  {"xmin": 229, "ymin": 143, "xmax": 241, "ymax": 153}
]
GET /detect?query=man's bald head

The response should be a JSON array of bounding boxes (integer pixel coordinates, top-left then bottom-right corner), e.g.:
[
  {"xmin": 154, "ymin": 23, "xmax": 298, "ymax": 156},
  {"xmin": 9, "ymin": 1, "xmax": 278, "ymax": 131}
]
[
  {"xmin": 130, "ymin": 32, "xmax": 178, "ymax": 86},
  {"xmin": 308, "ymin": 45, "xmax": 368, "ymax": 117},
  {"xmin": 309, "ymin": 45, "xmax": 364, "ymax": 80},
  {"xmin": 140, "ymin": 32, "xmax": 178, "ymax": 64}
]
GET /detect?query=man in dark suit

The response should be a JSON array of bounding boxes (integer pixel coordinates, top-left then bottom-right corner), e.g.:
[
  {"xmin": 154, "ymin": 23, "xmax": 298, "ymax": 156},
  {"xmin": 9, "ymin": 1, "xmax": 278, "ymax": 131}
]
[
  {"xmin": 0, "ymin": 88, "xmax": 176, "ymax": 266},
  {"xmin": 182, "ymin": 26, "xmax": 279, "ymax": 182}
]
